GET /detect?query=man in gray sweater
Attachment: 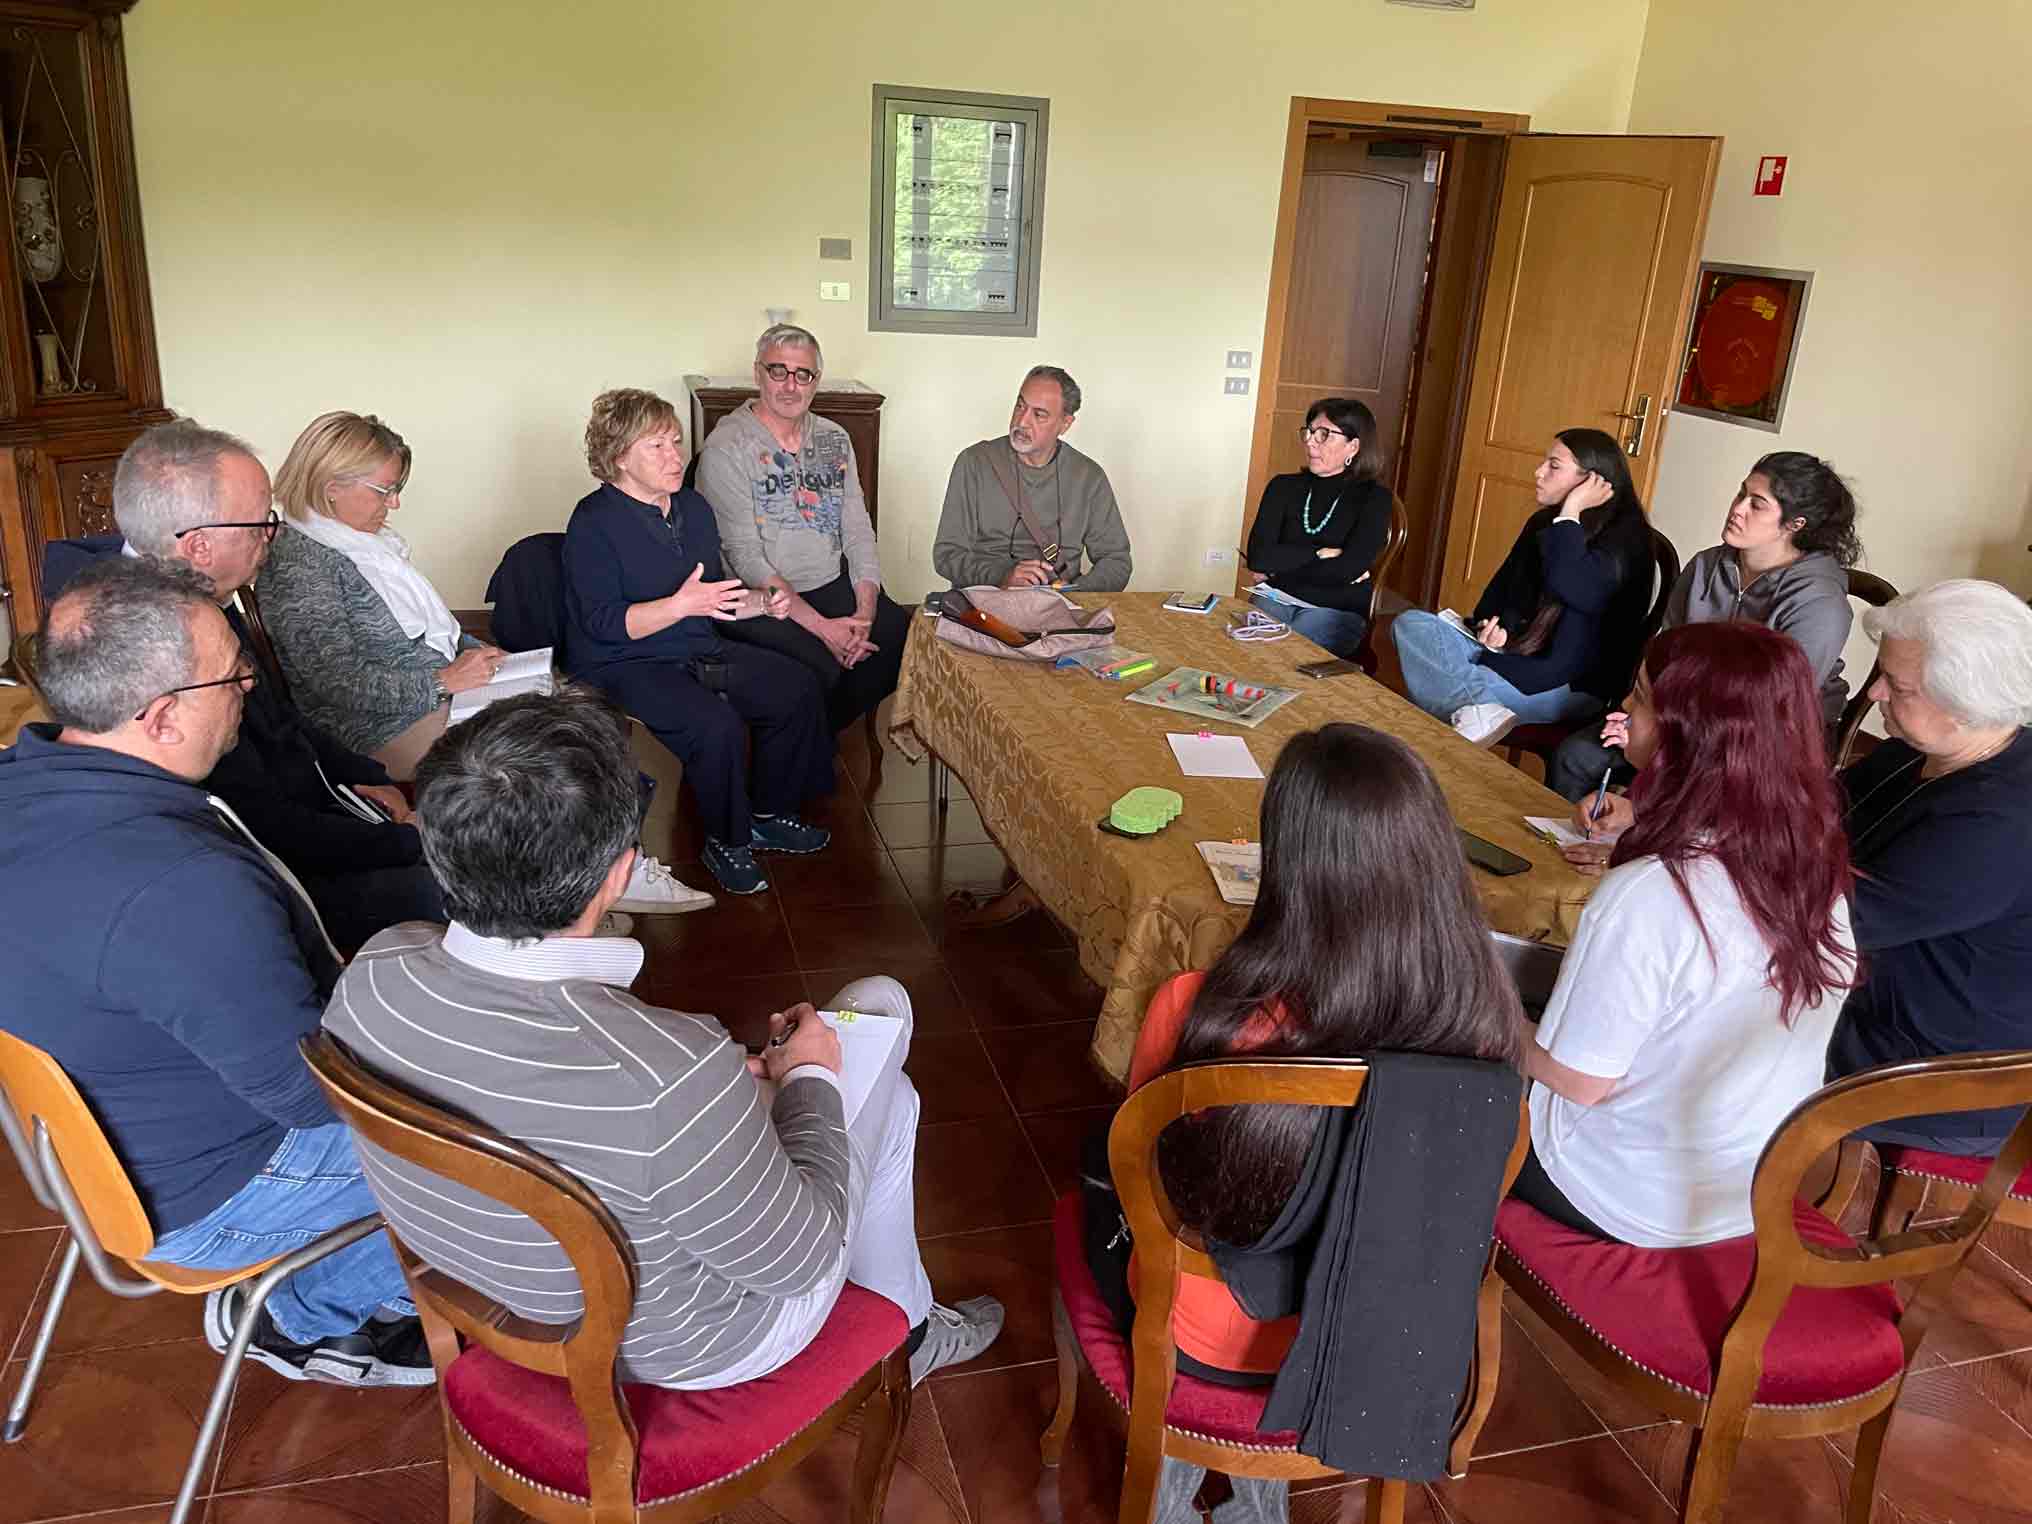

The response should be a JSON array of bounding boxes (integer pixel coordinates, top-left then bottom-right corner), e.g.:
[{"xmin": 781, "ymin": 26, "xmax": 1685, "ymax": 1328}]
[
  {"xmin": 933, "ymin": 366, "xmax": 1133, "ymax": 592},
  {"xmin": 323, "ymin": 687, "xmax": 1001, "ymax": 1386},
  {"xmin": 696, "ymin": 324, "xmax": 909, "ymax": 732}
]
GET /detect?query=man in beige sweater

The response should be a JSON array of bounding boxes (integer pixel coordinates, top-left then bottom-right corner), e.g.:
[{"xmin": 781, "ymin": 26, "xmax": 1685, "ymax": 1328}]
[{"xmin": 932, "ymin": 366, "xmax": 1133, "ymax": 592}]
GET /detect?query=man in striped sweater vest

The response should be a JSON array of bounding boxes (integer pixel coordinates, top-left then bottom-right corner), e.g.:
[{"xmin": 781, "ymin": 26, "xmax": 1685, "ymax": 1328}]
[{"xmin": 322, "ymin": 687, "xmax": 1002, "ymax": 1387}]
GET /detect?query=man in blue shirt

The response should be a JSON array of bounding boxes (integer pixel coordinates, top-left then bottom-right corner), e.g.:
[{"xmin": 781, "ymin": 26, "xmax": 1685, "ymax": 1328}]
[{"xmin": 0, "ymin": 558, "xmax": 427, "ymax": 1387}]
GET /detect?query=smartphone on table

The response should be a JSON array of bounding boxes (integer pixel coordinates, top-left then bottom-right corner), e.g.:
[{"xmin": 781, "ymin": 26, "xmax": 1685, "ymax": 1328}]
[
  {"xmin": 1458, "ymin": 829, "xmax": 1531, "ymax": 877},
  {"xmin": 1295, "ymin": 657, "xmax": 1363, "ymax": 679}
]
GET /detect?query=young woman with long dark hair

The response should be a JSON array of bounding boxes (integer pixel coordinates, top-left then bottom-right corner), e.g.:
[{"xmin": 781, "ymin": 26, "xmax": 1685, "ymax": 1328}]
[
  {"xmin": 1112, "ymin": 723, "xmax": 1523, "ymax": 1522},
  {"xmin": 1516, "ymin": 621, "xmax": 1857, "ymax": 1246},
  {"xmin": 1242, "ymin": 397, "xmax": 1395, "ymax": 656},
  {"xmin": 1391, "ymin": 426, "xmax": 1655, "ymax": 747},
  {"xmin": 1546, "ymin": 448, "xmax": 1863, "ymax": 800}
]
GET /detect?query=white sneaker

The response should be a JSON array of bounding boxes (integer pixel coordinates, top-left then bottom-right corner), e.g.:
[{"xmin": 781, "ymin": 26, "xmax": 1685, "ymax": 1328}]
[
  {"xmin": 909, "ymin": 1296, "xmax": 1005, "ymax": 1384},
  {"xmin": 1451, "ymin": 703, "xmax": 1518, "ymax": 748},
  {"xmin": 592, "ymin": 910, "xmax": 636, "ymax": 938},
  {"xmin": 615, "ymin": 854, "xmax": 715, "ymax": 915}
]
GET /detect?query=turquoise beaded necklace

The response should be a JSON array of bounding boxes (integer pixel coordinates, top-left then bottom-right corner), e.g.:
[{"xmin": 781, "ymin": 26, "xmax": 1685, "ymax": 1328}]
[{"xmin": 1301, "ymin": 481, "xmax": 1340, "ymax": 536}]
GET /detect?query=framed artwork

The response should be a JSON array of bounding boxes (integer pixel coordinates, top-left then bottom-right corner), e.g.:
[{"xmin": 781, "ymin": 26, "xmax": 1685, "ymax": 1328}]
[{"xmin": 1673, "ymin": 262, "xmax": 1813, "ymax": 432}]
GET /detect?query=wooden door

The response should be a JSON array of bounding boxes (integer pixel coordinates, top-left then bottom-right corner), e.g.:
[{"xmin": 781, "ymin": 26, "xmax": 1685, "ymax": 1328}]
[
  {"xmin": 1257, "ymin": 136, "xmax": 1440, "ymax": 507},
  {"xmin": 1435, "ymin": 135, "xmax": 1719, "ymax": 614}
]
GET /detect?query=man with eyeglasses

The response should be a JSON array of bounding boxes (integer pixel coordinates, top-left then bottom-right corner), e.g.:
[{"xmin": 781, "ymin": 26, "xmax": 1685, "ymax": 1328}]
[
  {"xmin": 932, "ymin": 365, "xmax": 1132, "ymax": 593},
  {"xmin": 38, "ymin": 420, "xmax": 447, "ymax": 952},
  {"xmin": 0, "ymin": 558, "xmax": 432, "ymax": 1387},
  {"xmin": 695, "ymin": 323, "xmax": 910, "ymax": 733}
]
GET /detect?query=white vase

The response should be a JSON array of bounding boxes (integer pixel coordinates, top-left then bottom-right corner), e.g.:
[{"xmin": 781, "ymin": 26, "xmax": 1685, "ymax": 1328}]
[{"xmin": 13, "ymin": 176, "xmax": 61, "ymax": 284}]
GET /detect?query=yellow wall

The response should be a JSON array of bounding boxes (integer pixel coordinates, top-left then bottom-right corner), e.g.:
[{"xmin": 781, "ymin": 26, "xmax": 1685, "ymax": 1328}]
[
  {"xmin": 124, "ymin": 0, "xmax": 1651, "ymax": 604},
  {"xmin": 1630, "ymin": 0, "xmax": 2032, "ymax": 614}
]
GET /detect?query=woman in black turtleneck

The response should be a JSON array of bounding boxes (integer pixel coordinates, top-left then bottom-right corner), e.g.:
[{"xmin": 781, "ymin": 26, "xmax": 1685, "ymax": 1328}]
[{"xmin": 1242, "ymin": 396, "xmax": 1394, "ymax": 657}]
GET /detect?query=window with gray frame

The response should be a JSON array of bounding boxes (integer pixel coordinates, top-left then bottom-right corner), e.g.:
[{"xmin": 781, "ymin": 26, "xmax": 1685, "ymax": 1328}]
[{"xmin": 868, "ymin": 85, "xmax": 1049, "ymax": 337}]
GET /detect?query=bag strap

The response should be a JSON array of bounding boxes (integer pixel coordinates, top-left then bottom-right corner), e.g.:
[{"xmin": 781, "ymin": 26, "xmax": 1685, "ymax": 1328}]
[{"xmin": 985, "ymin": 444, "xmax": 1063, "ymax": 575}]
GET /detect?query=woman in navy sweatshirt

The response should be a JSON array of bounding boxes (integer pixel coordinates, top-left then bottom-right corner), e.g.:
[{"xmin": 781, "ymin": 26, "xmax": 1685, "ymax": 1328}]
[{"xmin": 1392, "ymin": 427, "xmax": 1655, "ymax": 748}]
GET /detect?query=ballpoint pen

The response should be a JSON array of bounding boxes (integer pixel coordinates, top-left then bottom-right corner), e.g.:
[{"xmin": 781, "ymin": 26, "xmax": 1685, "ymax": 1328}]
[{"xmin": 1587, "ymin": 766, "xmax": 1613, "ymax": 842}]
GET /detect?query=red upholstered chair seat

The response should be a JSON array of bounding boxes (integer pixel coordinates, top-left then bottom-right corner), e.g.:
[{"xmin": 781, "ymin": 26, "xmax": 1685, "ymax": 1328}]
[
  {"xmin": 1877, "ymin": 1146, "xmax": 2032, "ymax": 1198},
  {"xmin": 1051, "ymin": 1192, "xmax": 1299, "ymax": 1448},
  {"xmin": 441, "ymin": 1284, "xmax": 907, "ymax": 1505},
  {"xmin": 1496, "ymin": 1199, "xmax": 1905, "ymax": 1407}
]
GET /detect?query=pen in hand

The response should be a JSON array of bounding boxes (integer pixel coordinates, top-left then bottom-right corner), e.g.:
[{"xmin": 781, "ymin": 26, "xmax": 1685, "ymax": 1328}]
[{"xmin": 1587, "ymin": 765, "xmax": 1613, "ymax": 843}]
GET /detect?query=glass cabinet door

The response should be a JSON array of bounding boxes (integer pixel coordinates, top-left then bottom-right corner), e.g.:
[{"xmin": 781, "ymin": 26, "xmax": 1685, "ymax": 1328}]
[{"xmin": 0, "ymin": 18, "xmax": 126, "ymax": 410}]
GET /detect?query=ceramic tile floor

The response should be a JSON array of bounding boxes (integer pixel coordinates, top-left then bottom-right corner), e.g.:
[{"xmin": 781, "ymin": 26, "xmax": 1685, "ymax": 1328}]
[{"xmin": 4, "ymin": 713, "xmax": 2029, "ymax": 1522}]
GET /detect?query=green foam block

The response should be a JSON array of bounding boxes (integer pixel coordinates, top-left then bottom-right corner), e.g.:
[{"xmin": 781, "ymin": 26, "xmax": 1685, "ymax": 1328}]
[{"xmin": 1110, "ymin": 786, "xmax": 1183, "ymax": 836}]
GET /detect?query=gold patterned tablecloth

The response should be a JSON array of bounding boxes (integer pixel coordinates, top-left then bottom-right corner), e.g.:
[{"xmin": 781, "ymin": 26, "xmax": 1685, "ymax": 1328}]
[{"xmin": 889, "ymin": 593, "xmax": 1597, "ymax": 1083}]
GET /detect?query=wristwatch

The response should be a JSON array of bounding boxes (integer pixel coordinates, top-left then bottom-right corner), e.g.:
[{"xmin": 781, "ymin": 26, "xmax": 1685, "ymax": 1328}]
[{"xmin": 432, "ymin": 678, "xmax": 451, "ymax": 708}]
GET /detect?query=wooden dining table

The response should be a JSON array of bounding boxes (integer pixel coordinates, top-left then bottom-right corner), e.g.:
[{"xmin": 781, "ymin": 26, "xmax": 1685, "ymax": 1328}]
[{"xmin": 888, "ymin": 592, "xmax": 1599, "ymax": 1084}]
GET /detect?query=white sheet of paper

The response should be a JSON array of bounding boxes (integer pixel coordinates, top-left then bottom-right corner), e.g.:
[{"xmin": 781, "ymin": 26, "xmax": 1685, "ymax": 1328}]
[
  {"xmin": 816, "ymin": 1008, "xmax": 907, "ymax": 1126},
  {"xmin": 1167, "ymin": 732, "xmax": 1264, "ymax": 779}
]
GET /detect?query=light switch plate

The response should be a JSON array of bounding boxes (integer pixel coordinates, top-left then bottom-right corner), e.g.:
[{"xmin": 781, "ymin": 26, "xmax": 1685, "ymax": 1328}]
[
  {"xmin": 1223, "ymin": 377, "xmax": 1250, "ymax": 395},
  {"xmin": 1225, "ymin": 350, "xmax": 1253, "ymax": 369},
  {"xmin": 819, "ymin": 281, "xmax": 851, "ymax": 302}
]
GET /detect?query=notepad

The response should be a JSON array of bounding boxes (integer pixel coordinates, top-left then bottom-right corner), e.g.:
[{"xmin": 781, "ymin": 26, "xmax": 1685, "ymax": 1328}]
[
  {"xmin": 1523, "ymin": 815, "xmax": 1625, "ymax": 849},
  {"xmin": 816, "ymin": 1007, "xmax": 908, "ymax": 1125},
  {"xmin": 1167, "ymin": 733, "xmax": 1264, "ymax": 779},
  {"xmin": 447, "ymin": 647, "xmax": 557, "ymax": 726}
]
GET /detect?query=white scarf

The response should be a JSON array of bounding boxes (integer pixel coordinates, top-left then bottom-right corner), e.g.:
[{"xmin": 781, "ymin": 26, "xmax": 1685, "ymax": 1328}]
[{"xmin": 289, "ymin": 511, "xmax": 461, "ymax": 661}]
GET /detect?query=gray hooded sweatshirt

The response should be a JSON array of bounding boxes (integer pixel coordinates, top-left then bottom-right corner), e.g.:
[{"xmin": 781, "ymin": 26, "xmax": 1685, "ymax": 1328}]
[{"xmin": 1664, "ymin": 546, "xmax": 1853, "ymax": 720}]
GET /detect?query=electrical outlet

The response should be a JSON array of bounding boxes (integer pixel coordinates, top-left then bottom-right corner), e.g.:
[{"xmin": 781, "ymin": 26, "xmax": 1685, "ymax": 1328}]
[
  {"xmin": 818, "ymin": 280, "xmax": 851, "ymax": 302},
  {"xmin": 1223, "ymin": 377, "xmax": 1250, "ymax": 395},
  {"xmin": 1225, "ymin": 350, "xmax": 1253, "ymax": 369},
  {"xmin": 1204, "ymin": 546, "xmax": 1236, "ymax": 568}
]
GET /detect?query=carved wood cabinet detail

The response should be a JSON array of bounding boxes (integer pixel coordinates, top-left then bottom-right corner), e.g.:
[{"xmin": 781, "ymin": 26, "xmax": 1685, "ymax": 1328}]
[{"xmin": 0, "ymin": 1, "xmax": 169, "ymax": 638}]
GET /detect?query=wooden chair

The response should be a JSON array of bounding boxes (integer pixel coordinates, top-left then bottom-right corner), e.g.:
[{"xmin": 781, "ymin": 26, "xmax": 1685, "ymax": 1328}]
[
  {"xmin": 1831, "ymin": 569, "xmax": 1900, "ymax": 770},
  {"xmin": 231, "ymin": 580, "xmax": 294, "ymax": 706},
  {"xmin": 1817, "ymin": 1133, "xmax": 2032, "ymax": 1241},
  {"xmin": 1351, "ymin": 493, "xmax": 1412, "ymax": 677},
  {"xmin": 1040, "ymin": 1057, "xmax": 1529, "ymax": 1524},
  {"xmin": 1496, "ymin": 1050, "xmax": 2032, "ymax": 1524},
  {"xmin": 300, "ymin": 1033, "xmax": 912, "ymax": 1524},
  {"xmin": 0, "ymin": 1029, "xmax": 383, "ymax": 1524},
  {"xmin": 1500, "ymin": 525, "xmax": 1681, "ymax": 778}
]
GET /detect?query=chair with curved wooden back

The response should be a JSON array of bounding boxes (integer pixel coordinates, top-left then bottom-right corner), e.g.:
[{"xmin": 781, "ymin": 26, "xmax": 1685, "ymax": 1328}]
[
  {"xmin": 1497, "ymin": 1050, "xmax": 2032, "ymax": 1524},
  {"xmin": 1500, "ymin": 525, "xmax": 1681, "ymax": 777},
  {"xmin": 1040, "ymin": 1056, "xmax": 1529, "ymax": 1524},
  {"xmin": 1351, "ymin": 494, "xmax": 1412, "ymax": 676},
  {"xmin": 0, "ymin": 1029, "xmax": 382, "ymax": 1524},
  {"xmin": 300, "ymin": 1032, "xmax": 912, "ymax": 1524},
  {"xmin": 1816, "ymin": 1132, "xmax": 2032, "ymax": 1242},
  {"xmin": 1831, "ymin": 569, "xmax": 1899, "ymax": 770}
]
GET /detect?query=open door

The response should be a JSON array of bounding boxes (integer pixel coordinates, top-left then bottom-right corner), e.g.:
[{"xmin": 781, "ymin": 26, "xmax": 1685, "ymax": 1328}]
[{"xmin": 1435, "ymin": 134, "xmax": 1720, "ymax": 613}]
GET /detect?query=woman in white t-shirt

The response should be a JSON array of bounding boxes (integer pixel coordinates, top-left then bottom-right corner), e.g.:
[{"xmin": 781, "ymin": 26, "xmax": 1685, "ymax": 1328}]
[{"xmin": 1515, "ymin": 620, "xmax": 1858, "ymax": 1246}]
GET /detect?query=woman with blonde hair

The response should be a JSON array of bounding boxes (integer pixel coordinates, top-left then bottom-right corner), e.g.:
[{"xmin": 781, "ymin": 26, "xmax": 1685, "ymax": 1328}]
[
  {"xmin": 562, "ymin": 388, "xmax": 836, "ymax": 897},
  {"xmin": 260, "ymin": 411, "xmax": 501, "ymax": 778}
]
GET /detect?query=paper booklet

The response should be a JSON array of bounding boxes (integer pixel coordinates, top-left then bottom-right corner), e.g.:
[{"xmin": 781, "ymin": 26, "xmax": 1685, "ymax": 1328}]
[
  {"xmin": 1523, "ymin": 815, "xmax": 1625, "ymax": 849},
  {"xmin": 817, "ymin": 1008, "xmax": 907, "ymax": 1125},
  {"xmin": 447, "ymin": 647, "xmax": 557, "ymax": 726},
  {"xmin": 1196, "ymin": 841, "xmax": 1262, "ymax": 906}
]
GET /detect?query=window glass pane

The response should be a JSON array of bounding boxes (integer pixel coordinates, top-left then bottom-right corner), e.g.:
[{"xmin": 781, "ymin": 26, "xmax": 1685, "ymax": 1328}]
[{"xmin": 890, "ymin": 112, "xmax": 1025, "ymax": 316}]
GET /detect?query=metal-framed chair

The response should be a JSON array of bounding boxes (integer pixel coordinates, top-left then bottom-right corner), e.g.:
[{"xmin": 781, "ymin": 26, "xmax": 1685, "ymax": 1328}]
[
  {"xmin": 1041, "ymin": 1056, "xmax": 1529, "ymax": 1524},
  {"xmin": 0, "ymin": 1029, "xmax": 382, "ymax": 1524},
  {"xmin": 1497, "ymin": 1050, "xmax": 2032, "ymax": 1524},
  {"xmin": 301, "ymin": 1032, "xmax": 912, "ymax": 1524}
]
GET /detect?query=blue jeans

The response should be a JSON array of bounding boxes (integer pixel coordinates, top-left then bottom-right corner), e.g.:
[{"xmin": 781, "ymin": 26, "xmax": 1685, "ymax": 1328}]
[
  {"xmin": 1248, "ymin": 590, "xmax": 1368, "ymax": 658},
  {"xmin": 1391, "ymin": 610, "xmax": 1603, "ymax": 727},
  {"xmin": 145, "ymin": 1124, "xmax": 412, "ymax": 1344}
]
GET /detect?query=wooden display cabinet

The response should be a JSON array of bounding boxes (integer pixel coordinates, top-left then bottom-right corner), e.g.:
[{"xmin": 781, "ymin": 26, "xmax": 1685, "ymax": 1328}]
[{"xmin": 0, "ymin": 0, "xmax": 168, "ymax": 641}]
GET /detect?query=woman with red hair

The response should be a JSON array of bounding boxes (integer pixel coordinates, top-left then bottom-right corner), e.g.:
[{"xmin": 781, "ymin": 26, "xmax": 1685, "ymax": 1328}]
[{"xmin": 1514, "ymin": 621, "xmax": 1857, "ymax": 1245}]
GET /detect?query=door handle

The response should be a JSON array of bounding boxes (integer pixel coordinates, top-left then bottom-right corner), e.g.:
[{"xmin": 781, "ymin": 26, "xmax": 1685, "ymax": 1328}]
[{"xmin": 1611, "ymin": 394, "xmax": 1651, "ymax": 457}]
